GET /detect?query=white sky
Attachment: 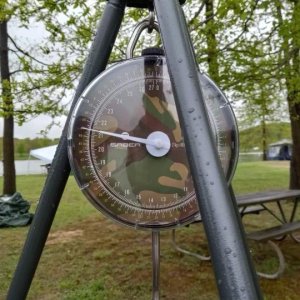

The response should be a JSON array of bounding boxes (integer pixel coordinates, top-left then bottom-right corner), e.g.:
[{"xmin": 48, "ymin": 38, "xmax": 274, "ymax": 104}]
[
  {"xmin": 0, "ymin": 115, "xmax": 66, "ymax": 139},
  {"xmin": 0, "ymin": 14, "xmax": 69, "ymax": 139}
]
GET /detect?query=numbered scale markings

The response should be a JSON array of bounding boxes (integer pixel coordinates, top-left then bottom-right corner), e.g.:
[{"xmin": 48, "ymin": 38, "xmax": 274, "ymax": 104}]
[{"xmin": 68, "ymin": 55, "xmax": 238, "ymax": 230}]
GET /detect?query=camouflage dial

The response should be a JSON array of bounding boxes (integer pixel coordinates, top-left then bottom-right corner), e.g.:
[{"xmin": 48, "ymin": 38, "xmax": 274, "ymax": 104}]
[{"xmin": 68, "ymin": 56, "xmax": 238, "ymax": 230}]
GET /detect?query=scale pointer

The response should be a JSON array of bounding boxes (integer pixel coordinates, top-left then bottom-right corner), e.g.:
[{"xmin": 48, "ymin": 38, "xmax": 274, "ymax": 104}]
[{"xmin": 81, "ymin": 127, "xmax": 171, "ymax": 157}]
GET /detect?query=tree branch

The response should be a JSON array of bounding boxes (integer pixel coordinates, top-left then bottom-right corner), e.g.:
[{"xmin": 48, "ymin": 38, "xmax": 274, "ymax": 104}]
[
  {"xmin": 8, "ymin": 34, "xmax": 51, "ymax": 67},
  {"xmin": 219, "ymin": 0, "xmax": 259, "ymax": 52},
  {"xmin": 188, "ymin": 1, "xmax": 206, "ymax": 26}
]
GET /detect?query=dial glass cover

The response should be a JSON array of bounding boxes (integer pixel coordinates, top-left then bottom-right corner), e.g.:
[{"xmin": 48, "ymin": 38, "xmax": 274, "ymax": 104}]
[{"xmin": 68, "ymin": 55, "xmax": 238, "ymax": 230}]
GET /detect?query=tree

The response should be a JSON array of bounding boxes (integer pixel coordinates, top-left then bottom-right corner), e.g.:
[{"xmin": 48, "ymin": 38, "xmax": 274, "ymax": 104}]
[
  {"xmin": 186, "ymin": 0, "xmax": 300, "ymax": 187},
  {"xmin": 274, "ymin": 0, "xmax": 300, "ymax": 188},
  {"xmin": 0, "ymin": 5, "xmax": 15, "ymax": 194},
  {"xmin": 0, "ymin": 0, "xmax": 105, "ymax": 195},
  {"xmin": 236, "ymin": 81, "xmax": 287, "ymax": 159},
  {"xmin": 203, "ymin": 0, "xmax": 220, "ymax": 83},
  {"xmin": 220, "ymin": 0, "xmax": 300, "ymax": 187}
]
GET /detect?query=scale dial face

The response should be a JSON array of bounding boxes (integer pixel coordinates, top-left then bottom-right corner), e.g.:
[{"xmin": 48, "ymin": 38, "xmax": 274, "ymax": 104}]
[{"xmin": 68, "ymin": 56, "xmax": 238, "ymax": 230}]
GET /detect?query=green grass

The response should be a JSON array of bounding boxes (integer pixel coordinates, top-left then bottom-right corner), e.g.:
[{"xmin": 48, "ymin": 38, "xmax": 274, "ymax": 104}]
[
  {"xmin": 0, "ymin": 161, "xmax": 299, "ymax": 300},
  {"xmin": 232, "ymin": 161, "xmax": 289, "ymax": 194}
]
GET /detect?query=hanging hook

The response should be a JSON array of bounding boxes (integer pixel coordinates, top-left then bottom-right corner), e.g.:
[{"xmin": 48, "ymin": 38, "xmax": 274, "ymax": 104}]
[
  {"xmin": 147, "ymin": 11, "xmax": 155, "ymax": 33},
  {"xmin": 126, "ymin": 11, "xmax": 160, "ymax": 59}
]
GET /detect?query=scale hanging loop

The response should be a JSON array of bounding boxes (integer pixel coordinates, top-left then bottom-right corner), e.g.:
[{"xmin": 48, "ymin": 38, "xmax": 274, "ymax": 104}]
[
  {"xmin": 126, "ymin": 10, "xmax": 160, "ymax": 59},
  {"xmin": 147, "ymin": 10, "xmax": 155, "ymax": 33}
]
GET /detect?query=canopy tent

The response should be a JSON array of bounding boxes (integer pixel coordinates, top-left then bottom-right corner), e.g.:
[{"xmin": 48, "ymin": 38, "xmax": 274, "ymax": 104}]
[
  {"xmin": 267, "ymin": 139, "xmax": 292, "ymax": 160},
  {"xmin": 29, "ymin": 145, "xmax": 57, "ymax": 164}
]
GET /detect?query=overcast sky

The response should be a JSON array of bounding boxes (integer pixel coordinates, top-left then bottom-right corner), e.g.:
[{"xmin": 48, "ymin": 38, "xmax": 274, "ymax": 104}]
[
  {"xmin": 1, "ymin": 14, "xmax": 69, "ymax": 139},
  {"xmin": 0, "ymin": 115, "xmax": 66, "ymax": 139}
]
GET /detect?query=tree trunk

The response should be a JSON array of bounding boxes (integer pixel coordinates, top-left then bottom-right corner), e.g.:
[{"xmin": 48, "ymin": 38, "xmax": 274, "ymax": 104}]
[
  {"xmin": 289, "ymin": 101, "xmax": 300, "ymax": 189},
  {"xmin": 0, "ymin": 19, "xmax": 16, "ymax": 195},
  {"xmin": 288, "ymin": 0, "xmax": 300, "ymax": 189},
  {"xmin": 204, "ymin": 0, "xmax": 220, "ymax": 83},
  {"xmin": 276, "ymin": 0, "xmax": 300, "ymax": 189},
  {"xmin": 261, "ymin": 118, "xmax": 267, "ymax": 161}
]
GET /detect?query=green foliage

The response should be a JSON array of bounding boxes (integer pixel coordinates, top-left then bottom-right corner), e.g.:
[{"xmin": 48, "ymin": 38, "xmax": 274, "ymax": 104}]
[
  {"xmin": 1, "ymin": 0, "xmax": 299, "ymax": 129},
  {"xmin": 239, "ymin": 122, "xmax": 291, "ymax": 151},
  {"xmin": 1, "ymin": 0, "xmax": 296, "ymax": 128},
  {"xmin": 0, "ymin": 0, "xmax": 106, "ymax": 125},
  {"xmin": 181, "ymin": 0, "xmax": 299, "ymax": 186},
  {"xmin": 0, "ymin": 137, "xmax": 59, "ymax": 160}
]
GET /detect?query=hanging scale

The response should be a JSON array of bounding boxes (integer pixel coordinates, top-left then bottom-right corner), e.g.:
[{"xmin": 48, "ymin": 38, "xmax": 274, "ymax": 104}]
[{"xmin": 68, "ymin": 11, "xmax": 239, "ymax": 230}]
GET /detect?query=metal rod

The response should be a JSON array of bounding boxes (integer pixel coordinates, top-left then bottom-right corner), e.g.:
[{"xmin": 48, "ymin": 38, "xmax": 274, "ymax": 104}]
[
  {"xmin": 6, "ymin": 1, "xmax": 126, "ymax": 299},
  {"xmin": 171, "ymin": 229, "xmax": 211, "ymax": 261},
  {"xmin": 154, "ymin": 0, "xmax": 262, "ymax": 299},
  {"xmin": 261, "ymin": 203, "xmax": 284, "ymax": 224},
  {"xmin": 152, "ymin": 230, "xmax": 160, "ymax": 300},
  {"xmin": 289, "ymin": 197, "xmax": 299, "ymax": 222},
  {"xmin": 277, "ymin": 201, "xmax": 288, "ymax": 223}
]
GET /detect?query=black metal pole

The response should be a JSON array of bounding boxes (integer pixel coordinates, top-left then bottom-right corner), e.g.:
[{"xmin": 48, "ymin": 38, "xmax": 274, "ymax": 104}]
[
  {"xmin": 152, "ymin": 231, "xmax": 160, "ymax": 300},
  {"xmin": 7, "ymin": 1, "xmax": 126, "ymax": 299},
  {"xmin": 154, "ymin": 1, "xmax": 262, "ymax": 299}
]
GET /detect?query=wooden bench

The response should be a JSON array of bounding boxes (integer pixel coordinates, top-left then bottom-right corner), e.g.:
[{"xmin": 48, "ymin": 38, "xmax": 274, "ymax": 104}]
[
  {"xmin": 172, "ymin": 189, "xmax": 300, "ymax": 279},
  {"xmin": 239, "ymin": 205, "xmax": 265, "ymax": 217},
  {"xmin": 172, "ymin": 204, "xmax": 266, "ymax": 261},
  {"xmin": 247, "ymin": 221, "xmax": 300, "ymax": 242},
  {"xmin": 237, "ymin": 190, "xmax": 300, "ymax": 279},
  {"xmin": 246, "ymin": 221, "xmax": 300, "ymax": 279}
]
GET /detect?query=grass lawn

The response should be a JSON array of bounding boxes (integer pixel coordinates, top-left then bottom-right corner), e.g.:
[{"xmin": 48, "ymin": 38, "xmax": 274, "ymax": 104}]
[{"xmin": 0, "ymin": 161, "xmax": 300, "ymax": 299}]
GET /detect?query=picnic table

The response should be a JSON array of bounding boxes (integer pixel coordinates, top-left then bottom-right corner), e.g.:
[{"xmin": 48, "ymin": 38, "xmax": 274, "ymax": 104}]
[{"xmin": 172, "ymin": 189, "xmax": 300, "ymax": 279}]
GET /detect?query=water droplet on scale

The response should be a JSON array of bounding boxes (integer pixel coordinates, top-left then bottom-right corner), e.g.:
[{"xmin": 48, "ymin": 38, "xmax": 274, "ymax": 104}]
[
  {"xmin": 225, "ymin": 247, "xmax": 232, "ymax": 254},
  {"xmin": 188, "ymin": 107, "xmax": 195, "ymax": 113}
]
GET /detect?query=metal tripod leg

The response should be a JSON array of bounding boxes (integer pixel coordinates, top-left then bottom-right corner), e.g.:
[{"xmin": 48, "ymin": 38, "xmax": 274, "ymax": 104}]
[
  {"xmin": 154, "ymin": 1, "xmax": 262, "ymax": 299},
  {"xmin": 6, "ymin": 1, "xmax": 126, "ymax": 299},
  {"xmin": 152, "ymin": 231, "xmax": 160, "ymax": 300}
]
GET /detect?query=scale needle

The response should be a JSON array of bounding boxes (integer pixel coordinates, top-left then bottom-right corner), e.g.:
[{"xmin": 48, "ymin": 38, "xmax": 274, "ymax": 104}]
[
  {"xmin": 81, "ymin": 127, "xmax": 158, "ymax": 147},
  {"xmin": 81, "ymin": 127, "xmax": 171, "ymax": 157}
]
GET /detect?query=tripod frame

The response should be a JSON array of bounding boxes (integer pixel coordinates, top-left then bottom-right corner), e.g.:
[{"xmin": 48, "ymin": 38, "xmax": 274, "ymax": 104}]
[{"xmin": 7, "ymin": 1, "xmax": 262, "ymax": 299}]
